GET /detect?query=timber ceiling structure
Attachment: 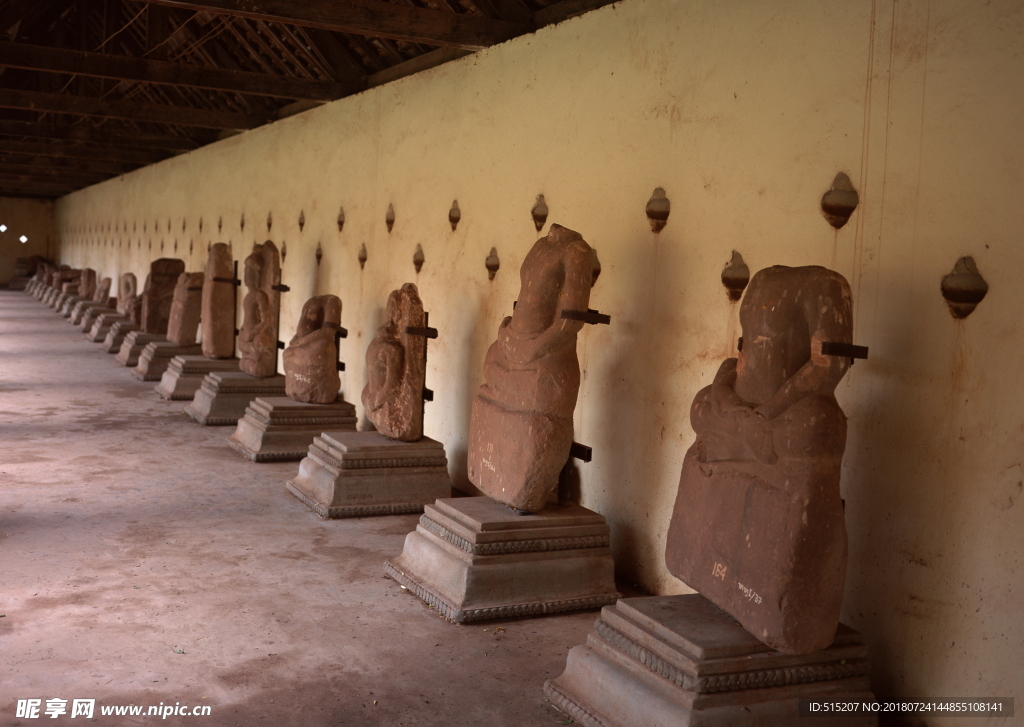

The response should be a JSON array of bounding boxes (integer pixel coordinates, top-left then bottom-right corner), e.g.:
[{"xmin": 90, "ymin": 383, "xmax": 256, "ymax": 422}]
[{"xmin": 0, "ymin": 0, "xmax": 607, "ymax": 199}]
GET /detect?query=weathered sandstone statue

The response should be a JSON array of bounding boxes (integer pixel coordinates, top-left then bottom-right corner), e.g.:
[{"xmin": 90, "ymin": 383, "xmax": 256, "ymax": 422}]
[
  {"xmin": 283, "ymin": 295, "xmax": 342, "ymax": 404},
  {"xmin": 467, "ymin": 224, "xmax": 596, "ymax": 513},
  {"xmin": 117, "ymin": 273, "xmax": 138, "ymax": 317},
  {"xmin": 94, "ymin": 277, "xmax": 112, "ymax": 304},
  {"xmin": 666, "ymin": 265, "xmax": 854, "ymax": 656},
  {"xmin": 201, "ymin": 243, "xmax": 236, "ymax": 359},
  {"xmin": 79, "ymin": 269, "xmax": 97, "ymax": 300},
  {"xmin": 238, "ymin": 241, "xmax": 281, "ymax": 378},
  {"xmin": 362, "ymin": 283, "xmax": 426, "ymax": 441},
  {"xmin": 166, "ymin": 272, "xmax": 204, "ymax": 346},
  {"xmin": 140, "ymin": 258, "xmax": 185, "ymax": 334}
]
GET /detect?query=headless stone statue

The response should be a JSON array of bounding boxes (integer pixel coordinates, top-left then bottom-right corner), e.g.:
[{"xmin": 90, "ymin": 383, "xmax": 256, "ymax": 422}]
[
  {"xmin": 666, "ymin": 265, "xmax": 854, "ymax": 656},
  {"xmin": 362, "ymin": 283, "xmax": 427, "ymax": 442},
  {"xmin": 467, "ymin": 224, "xmax": 596, "ymax": 513},
  {"xmin": 141, "ymin": 259, "xmax": 185, "ymax": 334},
  {"xmin": 238, "ymin": 241, "xmax": 281, "ymax": 378},
  {"xmin": 94, "ymin": 277, "xmax": 112, "ymax": 304},
  {"xmin": 79, "ymin": 269, "xmax": 97, "ymax": 300},
  {"xmin": 283, "ymin": 295, "xmax": 342, "ymax": 404},
  {"xmin": 167, "ymin": 272, "xmax": 204, "ymax": 347},
  {"xmin": 201, "ymin": 243, "xmax": 236, "ymax": 359},
  {"xmin": 117, "ymin": 273, "xmax": 138, "ymax": 317}
]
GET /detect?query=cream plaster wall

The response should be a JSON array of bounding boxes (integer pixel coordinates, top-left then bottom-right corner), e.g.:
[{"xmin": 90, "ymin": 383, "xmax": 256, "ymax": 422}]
[
  {"xmin": 0, "ymin": 197, "xmax": 54, "ymax": 284},
  {"xmin": 53, "ymin": 0, "xmax": 1022, "ymax": 715}
]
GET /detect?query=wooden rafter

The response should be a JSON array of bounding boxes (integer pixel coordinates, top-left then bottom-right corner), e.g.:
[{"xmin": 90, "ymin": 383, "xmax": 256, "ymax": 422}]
[
  {"xmin": 0, "ymin": 87, "xmax": 270, "ymax": 130},
  {"xmin": 0, "ymin": 41, "xmax": 355, "ymax": 100},
  {"xmin": 0, "ymin": 138, "xmax": 169, "ymax": 165},
  {"xmin": 134, "ymin": 0, "xmax": 527, "ymax": 50}
]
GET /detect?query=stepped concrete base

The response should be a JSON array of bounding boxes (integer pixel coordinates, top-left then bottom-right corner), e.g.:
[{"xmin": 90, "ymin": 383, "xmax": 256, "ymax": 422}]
[
  {"xmin": 132, "ymin": 342, "xmax": 203, "ymax": 381},
  {"xmin": 69, "ymin": 299, "xmax": 98, "ymax": 325},
  {"xmin": 116, "ymin": 331, "xmax": 167, "ymax": 366},
  {"xmin": 544, "ymin": 595, "xmax": 877, "ymax": 727},
  {"xmin": 185, "ymin": 372, "xmax": 286, "ymax": 426},
  {"xmin": 102, "ymin": 320, "xmax": 139, "ymax": 352},
  {"xmin": 155, "ymin": 356, "xmax": 240, "ymax": 400},
  {"xmin": 227, "ymin": 396, "xmax": 357, "ymax": 462},
  {"xmin": 286, "ymin": 432, "xmax": 452, "ymax": 518},
  {"xmin": 80, "ymin": 306, "xmax": 117, "ymax": 333},
  {"xmin": 384, "ymin": 497, "xmax": 619, "ymax": 623}
]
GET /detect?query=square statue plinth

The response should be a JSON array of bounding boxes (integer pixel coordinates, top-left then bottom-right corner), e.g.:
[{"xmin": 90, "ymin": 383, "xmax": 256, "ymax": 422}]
[
  {"xmin": 116, "ymin": 331, "xmax": 168, "ymax": 367},
  {"xmin": 384, "ymin": 497, "xmax": 619, "ymax": 623},
  {"xmin": 156, "ymin": 356, "xmax": 240, "ymax": 400},
  {"xmin": 78, "ymin": 305, "xmax": 115, "ymax": 331},
  {"xmin": 544, "ymin": 595, "xmax": 877, "ymax": 727},
  {"xmin": 226, "ymin": 396, "xmax": 358, "ymax": 462},
  {"xmin": 184, "ymin": 372, "xmax": 287, "ymax": 426},
  {"xmin": 87, "ymin": 311, "xmax": 124, "ymax": 341},
  {"xmin": 286, "ymin": 431, "xmax": 452, "ymax": 518},
  {"xmin": 131, "ymin": 342, "xmax": 203, "ymax": 381},
  {"xmin": 102, "ymin": 320, "xmax": 140, "ymax": 352}
]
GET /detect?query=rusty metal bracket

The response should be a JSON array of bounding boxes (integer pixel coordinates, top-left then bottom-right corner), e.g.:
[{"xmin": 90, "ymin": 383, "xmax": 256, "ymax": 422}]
[{"xmin": 561, "ymin": 309, "xmax": 610, "ymax": 325}]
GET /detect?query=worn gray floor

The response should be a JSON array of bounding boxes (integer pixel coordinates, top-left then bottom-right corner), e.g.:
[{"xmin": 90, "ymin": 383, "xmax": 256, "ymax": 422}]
[{"xmin": 0, "ymin": 290, "xmax": 597, "ymax": 726}]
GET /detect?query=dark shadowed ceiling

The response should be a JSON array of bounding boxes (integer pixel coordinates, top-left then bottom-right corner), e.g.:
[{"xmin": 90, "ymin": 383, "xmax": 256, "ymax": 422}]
[{"xmin": 0, "ymin": 0, "xmax": 609, "ymax": 199}]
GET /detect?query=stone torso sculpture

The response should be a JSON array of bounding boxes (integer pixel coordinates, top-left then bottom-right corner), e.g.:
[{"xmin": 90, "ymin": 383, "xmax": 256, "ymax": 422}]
[
  {"xmin": 238, "ymin": 241, "xmax": 281, "ymax": 378},
  {"xmin": 79, "ymin": 269, "xmax": 97, "ymax": 300},
  {"xmin": 283, "ymin": 295, "xmax": 342, "ymax": 404},
  {"xmin": 116, "ymin": 273, "xmax": 137, "ymax": 316},
  {"xmin": 201, "ymin": 243, "xmax": 236, "ymax": 359},
  {"xmin": 166, "ymin": 272, "xmax": 204, "ymax": 346},
  {"xmin": 93, "ymin": 277, "xmax": 112, "ymax": 304},
  {"xmin": 141, "ymin": 259, "xmax": 186, "ymax": 334},
  {"xmin": 467, "ymin": 224, "xmax": 596, "ymax": 513},
  {"xmin": 666, "ymin": 265, "xmax": 854, "ymax": 655},
  {"xmin": 362, "ymin": 284, "xmax": 427, "ymax": 441}
]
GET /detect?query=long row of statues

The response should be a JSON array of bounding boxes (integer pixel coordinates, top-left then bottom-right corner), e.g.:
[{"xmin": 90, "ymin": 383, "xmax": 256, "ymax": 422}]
[{"xmin": 24, "ymin": 224, "xmax": 874, "ymax": 726}]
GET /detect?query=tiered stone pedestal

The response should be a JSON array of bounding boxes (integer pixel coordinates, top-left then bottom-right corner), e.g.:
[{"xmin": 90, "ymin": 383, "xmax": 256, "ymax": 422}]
[
  {"xmin": 226, "ymin": 396, "xmax": 357, "ymax": 462},
  {"xmin": 116, "ymin": 331, "xmax": 168, "ymax": 367},
  {"xmin": 131, "ymin": 342, "xmax": 203, "ymax": 381},
  {"xmin": 103, "ymin": 320, "xmax": 140, "ymax": 352},
  {"xmin": 69, "ymin": 299, "xmax": 98, "ymax": 325},
  {"xmin": 185, "ymin": 372, "xmax": 287, "ymax": 426},
  {"xmin": 286, "ymin": 431, "xmax": 451, "ymax": 518},
  {"xmin": 155, "ymin": 356, "xmax": 240, "ymax": 400},
  {"xmin": 80, "ymin": 307, "xmax": 117, "ymax": 333},
  {"xmin": 544, "ymin": 594, "xmax": 877, "ymax": 727},
  {"xmin": 384, "ymin": 497, "xmax": 619, "ymax": 623},
  {"xmin": 60, "ymin": 295, "xmax": 85, "ymax": 317}
]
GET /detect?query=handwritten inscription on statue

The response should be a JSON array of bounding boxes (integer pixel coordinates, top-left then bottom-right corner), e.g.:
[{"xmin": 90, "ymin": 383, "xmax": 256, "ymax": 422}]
[{"xmin": 712, "ymin": 562, "xmax": 727, "ymax": 580}]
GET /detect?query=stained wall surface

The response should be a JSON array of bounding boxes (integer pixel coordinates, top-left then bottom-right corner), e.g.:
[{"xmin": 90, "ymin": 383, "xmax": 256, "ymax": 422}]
[
  {"xmin": 53, "ymin": 0, "xmax": 1023, "ymax": 714},
  {"xmin": 0, "ymin": 197, "xmax": 54, "ymax": 284}
]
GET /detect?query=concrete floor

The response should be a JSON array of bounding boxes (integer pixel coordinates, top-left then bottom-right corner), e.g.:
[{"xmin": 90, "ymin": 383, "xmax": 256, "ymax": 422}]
[{"xmin": 0, "ymin": 290, "xmax": 604, "ymax": 726}]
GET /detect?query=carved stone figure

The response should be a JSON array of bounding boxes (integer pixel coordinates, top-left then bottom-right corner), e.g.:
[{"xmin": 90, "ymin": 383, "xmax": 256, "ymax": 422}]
[
  {"xmin": 467, "ymin": 224, "xmax": 596, "ymax": 513},
  {"xmin": 201, "ymin": 243, "xmax": 236, "ymax": 359},
  {"xmin": 166, "ymin": 272, "xmax": 204, "ymax": 346},
  {"xmin": 79, "ymin": 269, "xmax": 97, "ymax": 301},
  {"xmin": 283, "ymin": 295, "xmax": 342, "ymax": 404},
  {"xmin": 362, "ymin": 284, "xmax": 426, "ymax": 441},
  {"xmin": 140, "ymin": 258, "xmax": 185, "ymax": 334},
  {"xmin": 117, "ymin": 273, "xmax": 138, "ymax": 317},
  {"xmin": 665, "ymin": 265, "xmax": 854, "ymax": 656},
  {"xmin": 93, "ymin": 277, "xmax": 112, "ymax": 304},
  {"xmin": 237, "ymin": 241, "xmax": 281, "ymax": 378}
]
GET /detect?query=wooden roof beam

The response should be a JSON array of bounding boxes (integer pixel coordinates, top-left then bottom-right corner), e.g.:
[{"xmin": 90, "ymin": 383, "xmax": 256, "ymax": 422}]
[
  {"xmin": 0, "ymin": 120, "xmax": 207, "ymax": 151},
  {"xmin": 135, "ymin": 0, "xmax": 527, "ymax": 51},
  {"xmin": 0, "ymin": 138, "xmax": 168, "ymax": 165},
  {"xmin": 0, "ymin": 41, "xmax": 354, "ymax": 101},
  {"xmin": 0, "ymin": 87, "xmax": 270, "ymax": 130}
]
